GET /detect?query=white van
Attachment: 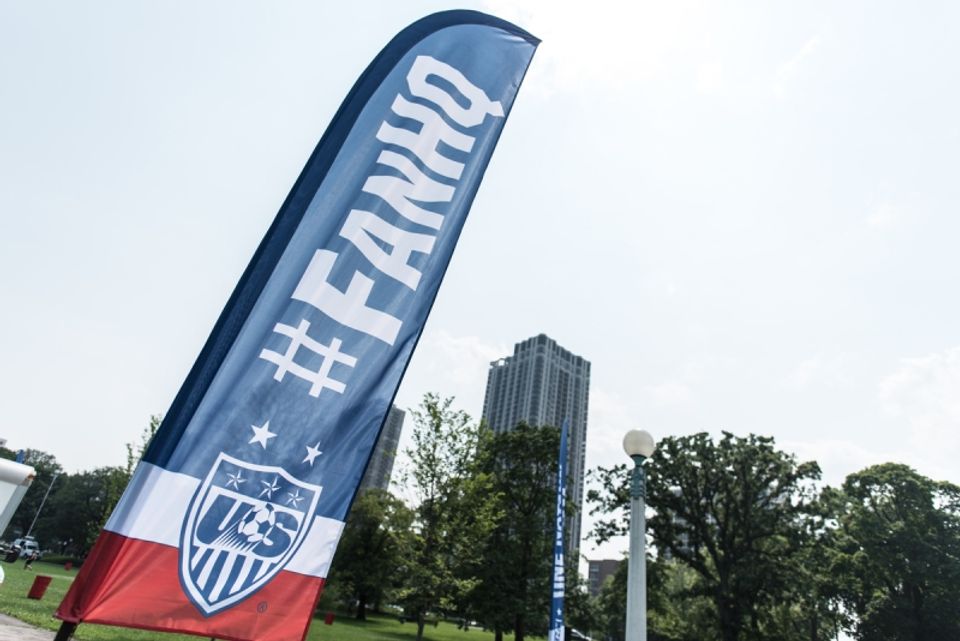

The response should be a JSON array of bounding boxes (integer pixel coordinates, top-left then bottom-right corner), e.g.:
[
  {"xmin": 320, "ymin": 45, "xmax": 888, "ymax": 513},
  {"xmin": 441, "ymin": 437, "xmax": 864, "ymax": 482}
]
[{"xmin": 12, "ymin": 536, "xmax": 41, "ymax": 559}]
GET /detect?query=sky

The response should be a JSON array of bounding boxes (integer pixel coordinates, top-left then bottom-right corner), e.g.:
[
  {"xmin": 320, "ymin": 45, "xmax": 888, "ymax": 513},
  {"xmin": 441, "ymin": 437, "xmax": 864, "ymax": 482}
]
[{"xmin": 2, "ymin": 0, "xmax": 959, "ymax": 564}]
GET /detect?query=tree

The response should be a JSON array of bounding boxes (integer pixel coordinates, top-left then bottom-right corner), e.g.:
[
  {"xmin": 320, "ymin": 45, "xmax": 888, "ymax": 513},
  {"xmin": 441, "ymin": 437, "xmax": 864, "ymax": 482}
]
[
  {"xmin": 39, "ymin": 466, "xmax": 129, "ymax": 556},
  {"xmin": 564, "ymin": 563, "xmax": 602, "ymax": 640},
  {"xmin": 125, "ymin": 414, "xmax": 161, "ymax": 475},
  {"xmin": 761, "ymin": 510, "xmax": 847, "ymax": 641},
  {"xmin": 828, "ymin": 463, "xmax": 960, "ymax": 641},
  {"xmin": 588, "ymin": 432, "xmax": 822, "ymax": 641},
  {"xmin": 471, "ymin": 423, "xmax": 559, "ymax": 641},
  {"xmin": 596, "ymin": 558, "xmax": 628, "ymax": 641},
  {"xmin": 328, "ymin": 488, "xmax": 413, "ymax": 619},
  {"xmin": 400, "ymin": 394, "xmax": 497, "ymax": 641},
  {"xmin": 595, "ymin": 556, "xmax": 718, "ymax": 641}
]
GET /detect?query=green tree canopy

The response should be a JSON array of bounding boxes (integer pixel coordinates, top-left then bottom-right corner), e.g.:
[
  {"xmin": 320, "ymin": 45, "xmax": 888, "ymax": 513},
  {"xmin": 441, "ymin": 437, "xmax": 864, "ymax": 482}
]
[
  {"xmin": 39, "ymin": 466, "xmax": 128, "ymax": 557},
  {"xmin": 400, "ymin": 394, "xmax": 497, "ymax": 641},
  {"xmin": 827, "ymin": 463, "xmax": 960, "ymax": 641},
  {"xmin": 588, "ymin": 432, "xmax": 822, "ymax": 641},
  {"xmin": 471, "ymin": 422, "xmax": 559, "ymax": 641},
  {"xmin": 125, "ymin": 414, "xmax": 161, "ymax": 475},
  {"xmin": 328, "ymin": 488, "xmax": 414, "ymax": 620}
]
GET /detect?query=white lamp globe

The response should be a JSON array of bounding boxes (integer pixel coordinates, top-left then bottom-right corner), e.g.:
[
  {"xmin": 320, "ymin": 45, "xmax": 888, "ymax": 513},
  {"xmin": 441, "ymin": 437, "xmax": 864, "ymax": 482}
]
[{"xmin": 623, "ymin": 430, "xmax": 656, "ymax": 458}]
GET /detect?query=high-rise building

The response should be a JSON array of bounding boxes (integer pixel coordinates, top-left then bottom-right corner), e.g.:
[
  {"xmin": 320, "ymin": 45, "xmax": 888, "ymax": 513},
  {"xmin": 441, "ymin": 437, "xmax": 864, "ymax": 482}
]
[
  {"xmin": 359, "ymin": 405, "xmax": 406, "ymax": 492},
  {"xmin": 587, "ymin": 558, "xmax": 622, "ymax": 597},
  {"xmin": 481, "ymin": 333, "xmax": 591, "ymax": 552}
]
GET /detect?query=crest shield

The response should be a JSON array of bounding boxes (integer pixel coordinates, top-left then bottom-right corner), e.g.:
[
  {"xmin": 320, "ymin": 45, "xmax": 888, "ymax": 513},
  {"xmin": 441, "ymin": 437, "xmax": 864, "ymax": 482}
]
[{"xmin": 179, "ymin": 453, "xmax": 321, "ymax": 615}]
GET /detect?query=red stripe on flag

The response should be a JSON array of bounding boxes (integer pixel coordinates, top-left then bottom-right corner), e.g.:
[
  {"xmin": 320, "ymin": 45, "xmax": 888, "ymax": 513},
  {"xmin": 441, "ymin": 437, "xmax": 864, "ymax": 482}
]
[{"xmin": 57, "ymin": 531, "xmax": 325, "ymax": 641}]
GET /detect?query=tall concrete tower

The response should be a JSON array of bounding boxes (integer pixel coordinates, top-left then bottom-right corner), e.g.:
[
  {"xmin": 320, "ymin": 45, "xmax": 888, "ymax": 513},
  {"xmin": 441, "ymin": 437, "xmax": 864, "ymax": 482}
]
[
  {"xmin": 481, "ymin": 333, "xmax": 591, "ymax": 552},
  {"xmin": 359, "ymin": 405, "xmax": 406, "ymax": 492}
]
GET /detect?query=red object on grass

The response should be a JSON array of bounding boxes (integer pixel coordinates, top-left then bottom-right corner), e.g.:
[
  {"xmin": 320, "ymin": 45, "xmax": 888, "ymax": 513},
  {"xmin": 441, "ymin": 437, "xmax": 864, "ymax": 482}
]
[
  {"xmin": 65, "ymin": 562, "xmax": 73, "ymax": 571},
  {"xmin": 28, "ymin": 575, "xmax": 53, "ymax": 599},
  {"xmin": 324, "ymin": 612, "xmax": 335, "ymax": 625}
]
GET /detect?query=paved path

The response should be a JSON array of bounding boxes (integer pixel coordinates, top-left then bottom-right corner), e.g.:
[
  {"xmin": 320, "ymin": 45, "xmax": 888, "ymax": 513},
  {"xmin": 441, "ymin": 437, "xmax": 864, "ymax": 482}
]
[{"xmin": 0, "ymin": 613, "xmax": 54, "ymax": 640}]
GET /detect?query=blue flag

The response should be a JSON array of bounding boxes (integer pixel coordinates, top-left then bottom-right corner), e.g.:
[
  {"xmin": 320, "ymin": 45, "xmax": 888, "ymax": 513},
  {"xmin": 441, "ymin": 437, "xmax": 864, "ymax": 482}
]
[
  {"xmin": 57, "ymin": 12, "xmax": 538, "ymax": 641},
  {"xmin": 549, "ymin": 418, "xmax": 570, "ymax": 641}
]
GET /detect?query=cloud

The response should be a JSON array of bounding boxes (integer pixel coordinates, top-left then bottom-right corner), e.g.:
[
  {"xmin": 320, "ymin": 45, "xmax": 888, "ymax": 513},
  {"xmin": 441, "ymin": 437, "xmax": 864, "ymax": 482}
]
[
  {"xmin": 772, "ymin": 30, "xmax": 824, "ymax": 99},
  {"xmin": 584, "ymin": 381, "xmax": 692, "ymax": 475},
  {"xmin": 879, "ymin": 347, "xmax": 960, "ymax": 471},
  {"xmin": 789, "ymin": 353, "xmax": 855, "ymax": 390},
  {"xmin": 865, "ymin": 201, "xmax": 901, "ymax": 229},
  {"xmin": 696, "ymin": 61, "xmax": 725, "ymax": 94},
  {"xmin": 643, "ymin": 381, "xmax": 694, "ymax": 405},
  {"xmin": 782, "ymin": 438, "xmax": 902, "ymax": 487},
  {"xmin": 481, "ymin": 0, "xmax": 717, "ymax": 94},
  {"xmin": 586, "ymin": 387, "xmax": 637, "ymax": 467},
  {"xmin": 394, "ymin": 330, "xmax": 509, "ymax": 416},
  {"xmin": 422, "ymin": 330, "xmax": 507, "ymax": 386}
]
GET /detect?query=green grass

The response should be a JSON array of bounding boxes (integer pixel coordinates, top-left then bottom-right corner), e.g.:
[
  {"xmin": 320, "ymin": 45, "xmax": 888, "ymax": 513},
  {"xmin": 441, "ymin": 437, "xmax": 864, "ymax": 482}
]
[
  {"xmin": 309, "ymin": 613, "xmax": 510, "ymax": 641},
  {"xmin": 0, "ymin": 560, "xmax": 197, "ymax": 640},
  {"xmin": 0, "ymin": 560, "xmax": 515, "ymax": 641}
]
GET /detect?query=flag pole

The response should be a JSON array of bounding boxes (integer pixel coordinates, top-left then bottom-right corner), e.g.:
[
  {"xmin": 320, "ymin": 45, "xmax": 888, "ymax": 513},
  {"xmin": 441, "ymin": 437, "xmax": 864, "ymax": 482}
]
[{"xmin": 548, "ymin": 418, "xmax": 570, "ymax": 641}]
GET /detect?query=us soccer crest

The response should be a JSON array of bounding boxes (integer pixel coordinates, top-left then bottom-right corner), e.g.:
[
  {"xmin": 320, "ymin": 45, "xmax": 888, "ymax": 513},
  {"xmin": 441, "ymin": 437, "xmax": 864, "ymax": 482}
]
[{"xmin": 179, "ymin": 453, "xmax": 321, "ymax": 615}]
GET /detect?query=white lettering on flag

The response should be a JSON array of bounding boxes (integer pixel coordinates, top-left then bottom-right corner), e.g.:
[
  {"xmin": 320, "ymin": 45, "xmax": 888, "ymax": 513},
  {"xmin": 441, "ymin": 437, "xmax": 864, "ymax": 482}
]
[
  {"xmin": 261, "ymin": 55, "xmax": 508, "ymax": 399},
  {"xmin": 377, "ymin": 96, "xmax": 473, "ymax": 180},
  {"xmin": 259, "ymin": 319, "xmax": 357, "ymax": 396},
  {"xmin": 339, "ymin": 209, "xmax": 436, "ymax": 291},
  {"xmin": 406, "ymin": 55, "xmax": 505, "ymax": 127},
  {"xmin": 291, "ymin": 250, "xmax": 402, "ymax": 345},
  {"xmin": 362, "ymin": 150, "xmax": 453, "ymax": 230}
]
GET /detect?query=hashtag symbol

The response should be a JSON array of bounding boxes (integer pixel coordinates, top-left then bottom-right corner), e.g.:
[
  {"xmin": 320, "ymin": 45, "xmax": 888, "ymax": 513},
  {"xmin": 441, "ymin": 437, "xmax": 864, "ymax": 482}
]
[{"xmin": 259, "ymin": 319, "xmax": 357, "ymax": 397}]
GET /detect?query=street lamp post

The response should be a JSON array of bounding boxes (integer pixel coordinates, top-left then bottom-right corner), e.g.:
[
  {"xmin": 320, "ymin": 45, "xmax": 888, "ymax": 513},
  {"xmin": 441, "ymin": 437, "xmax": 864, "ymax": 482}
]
[{"xmin": 623, "ymin": 429, "xmax": 656, "ymax": 641}]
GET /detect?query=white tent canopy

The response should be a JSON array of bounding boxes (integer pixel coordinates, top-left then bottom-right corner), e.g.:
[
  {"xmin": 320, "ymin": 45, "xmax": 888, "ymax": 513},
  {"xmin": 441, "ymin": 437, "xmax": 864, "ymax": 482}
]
[{"xmin": 0, "ymin": 458, "xmax": 35, "ymax": 537}]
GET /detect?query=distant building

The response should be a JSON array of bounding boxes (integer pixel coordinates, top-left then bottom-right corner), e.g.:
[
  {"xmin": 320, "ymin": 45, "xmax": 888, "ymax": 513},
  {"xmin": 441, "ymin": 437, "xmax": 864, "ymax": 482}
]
[
  {"xmin": 481, "ymin": 333, "xmax": 591, "ymax": 553},
  {"xmin": 587, "ymin": 558, "xmax": 622, "ymax": 597},
  {"xmin": 658, "ymin": 487, "xmax": 702, "ymax": 560},
  {"xmin": 359, "ymin": 405, "xmax": 405, "ymax": 492}
]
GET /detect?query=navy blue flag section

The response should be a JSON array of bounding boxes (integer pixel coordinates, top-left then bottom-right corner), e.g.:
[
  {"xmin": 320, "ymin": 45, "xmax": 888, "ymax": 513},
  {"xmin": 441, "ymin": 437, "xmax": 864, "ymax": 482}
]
[
  {"xmin": 56, "ymin": 12, "xmax": 538, "ymax": 641},
  {"xmin": 549, "ymin": 418, "xmax": 570, "ymax": 641}
]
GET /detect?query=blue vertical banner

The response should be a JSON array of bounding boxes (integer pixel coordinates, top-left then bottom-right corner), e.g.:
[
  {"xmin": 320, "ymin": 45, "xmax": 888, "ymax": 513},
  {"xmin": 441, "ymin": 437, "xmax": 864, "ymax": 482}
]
[
  {"xmin": 549, "ymin": 418, "xmax": 570, "ymax": 641},
  {"xmin": 56, "ymin": 11, "xmax": 538, "ymax": 641}
]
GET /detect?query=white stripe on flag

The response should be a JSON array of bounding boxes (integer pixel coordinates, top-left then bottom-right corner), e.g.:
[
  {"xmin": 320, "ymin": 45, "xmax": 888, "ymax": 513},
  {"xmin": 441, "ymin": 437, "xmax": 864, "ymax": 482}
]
[{"xmin": 105, "ymin": 462, "xmax": 344, "ymax": 578}]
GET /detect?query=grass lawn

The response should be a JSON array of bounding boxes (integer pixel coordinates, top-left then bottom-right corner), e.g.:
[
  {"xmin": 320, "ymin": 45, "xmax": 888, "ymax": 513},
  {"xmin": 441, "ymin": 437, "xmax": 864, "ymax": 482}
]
[
  {"xmin": 0, "ymin": 560, "xmax": 197, "ymax": 641},
  {"xmin": 309, "ymin": 612, "xmax": 512, "ymax": 641},
  {"xmin": 0, "ymin": 560, "xmax": 516, "ymax": 641}
]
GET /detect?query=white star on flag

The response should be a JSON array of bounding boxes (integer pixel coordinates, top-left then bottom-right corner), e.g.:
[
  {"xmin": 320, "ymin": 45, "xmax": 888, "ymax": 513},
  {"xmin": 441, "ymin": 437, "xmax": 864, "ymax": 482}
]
[
  {"xmin": 259, "ymin": 475, "xmax": 281, "ymax": 499},
  {"xmin": 249, "ymin": 421, "xmax": 276, "ymax": 449},
  {"xmin": 286, "ymin": 489, "xmax": 304, "ymax": 508},
  {"xmin": 303, "ymin": 441, "xmax": 323, "ymax": 465},
  {"xmin": 225, "ymin": 470, "xmax": 245, "ymax": 489}
]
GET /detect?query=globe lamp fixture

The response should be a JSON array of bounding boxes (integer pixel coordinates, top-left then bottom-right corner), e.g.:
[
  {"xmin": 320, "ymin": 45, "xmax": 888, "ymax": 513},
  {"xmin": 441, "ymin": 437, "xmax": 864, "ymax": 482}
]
[{"xmin": 623, "ymin": 429, "xmax": 656, "ymax": 459}]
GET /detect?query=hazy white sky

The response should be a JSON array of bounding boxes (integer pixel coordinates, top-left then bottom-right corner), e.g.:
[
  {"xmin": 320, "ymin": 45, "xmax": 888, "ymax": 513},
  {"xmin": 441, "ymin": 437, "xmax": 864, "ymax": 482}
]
[{"xmin": 2, "ymin": 1, "xmax": 959, "ymax": 562}]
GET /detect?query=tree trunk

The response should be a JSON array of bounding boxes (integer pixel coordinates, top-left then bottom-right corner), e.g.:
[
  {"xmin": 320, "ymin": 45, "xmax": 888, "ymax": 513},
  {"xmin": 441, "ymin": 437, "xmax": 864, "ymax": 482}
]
[
  {"xmin": 514, "ymin": 613, "xmax": 525, "ymax": 641},
  {"xmin": 718, "ymin": 595, "xmax": 740, "ymax": 641},
  {"xmin": 495, "ymin": 630, "xmax": 503, "ymax": 641},
  {"xmin": 416, "ymin": 612, "xmax": 426, "ymax": 641},
  {"xmin": 911, "ymin": 583, "xmax": 925, "ymax": 641},
  {"xmin": 356, "ymin": 596, "xmax": 367, "ymax": 620}
]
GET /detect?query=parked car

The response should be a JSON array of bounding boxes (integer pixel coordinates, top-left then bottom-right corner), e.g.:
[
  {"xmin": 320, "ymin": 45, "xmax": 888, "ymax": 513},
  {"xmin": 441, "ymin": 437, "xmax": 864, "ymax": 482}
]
[{"xmin": 12, "ymin": 536, "xmax": 41, "ymax": 560}]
